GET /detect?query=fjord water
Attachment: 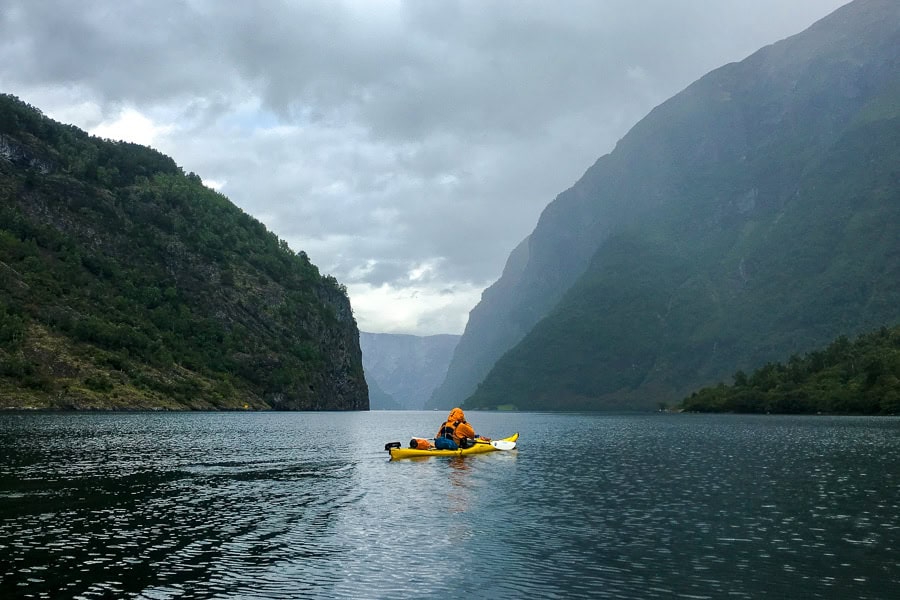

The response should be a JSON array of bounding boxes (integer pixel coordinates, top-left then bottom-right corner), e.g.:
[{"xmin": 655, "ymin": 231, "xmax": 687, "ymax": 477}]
[{"xmin": 1, "ymin": 412, "xmax": 897, "ymax": 599}]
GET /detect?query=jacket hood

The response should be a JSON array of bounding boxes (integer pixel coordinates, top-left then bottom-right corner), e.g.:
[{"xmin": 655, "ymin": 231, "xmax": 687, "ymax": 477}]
[{"xmin": 448, "ymin": 407, "xmax": 466, "ymax": 422}]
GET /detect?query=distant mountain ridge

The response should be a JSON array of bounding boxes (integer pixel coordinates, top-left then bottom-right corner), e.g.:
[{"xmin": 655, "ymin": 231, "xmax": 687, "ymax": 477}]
[
  {"xmin": 364, "ymin": 375, "xmax": 401, "ymax": 410},
  {"xmin": 0, "ymin": 94, "xmax": 368, "ymax": 410},
  {"xmin": 360, "ymin": 331, "xmax": 459, "ymax": 409},
  {"xmin": 430, "ymin": 0, "xmax": 900, "ymax": 411}
]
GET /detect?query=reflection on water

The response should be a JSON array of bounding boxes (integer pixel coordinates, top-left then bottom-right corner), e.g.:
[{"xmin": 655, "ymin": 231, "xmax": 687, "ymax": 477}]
[
  {"xmin": 0, "ymin": 411, "xmax": 898, "ymax": 599},
  {"xmin": 447, "ymin": 456, "xmax": 472, "ymax": 513}
]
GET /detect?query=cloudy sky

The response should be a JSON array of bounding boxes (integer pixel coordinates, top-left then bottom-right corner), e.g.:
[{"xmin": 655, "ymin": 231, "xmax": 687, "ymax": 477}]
[{"xmin": 0, "ymin": 0, "xmax": 849, "ymax": 335}]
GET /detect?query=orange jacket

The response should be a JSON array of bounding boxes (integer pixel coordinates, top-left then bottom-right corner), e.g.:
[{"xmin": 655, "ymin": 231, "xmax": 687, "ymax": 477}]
[{"xmin": 436, "ymin": 407, "xmax": 476, "ymax": 443}]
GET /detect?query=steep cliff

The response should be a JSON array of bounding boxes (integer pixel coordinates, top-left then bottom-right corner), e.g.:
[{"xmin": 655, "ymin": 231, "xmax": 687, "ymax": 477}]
[
  {"xmin": 0, "ymin": 94, "xmax": 368, "ymax": 410},
  {"xmin": 439, "ymin": 0, "xmax": 900, "ymax": 410},
  {"xmin": 426, "ymin": 236, "xmax": 531, "ymax": 409}
]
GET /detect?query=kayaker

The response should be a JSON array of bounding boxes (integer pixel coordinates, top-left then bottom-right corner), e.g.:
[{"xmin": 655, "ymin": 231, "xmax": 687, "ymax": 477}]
[{"xmin": 434, "ymin": 407, "xmax": 489, "ymax": 450}]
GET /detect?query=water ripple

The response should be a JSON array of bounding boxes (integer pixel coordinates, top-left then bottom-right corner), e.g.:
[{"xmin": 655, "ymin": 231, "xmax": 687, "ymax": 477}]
[{"xmin": 1, "ymin": 412, "xmax": 898, "ymax": 599}]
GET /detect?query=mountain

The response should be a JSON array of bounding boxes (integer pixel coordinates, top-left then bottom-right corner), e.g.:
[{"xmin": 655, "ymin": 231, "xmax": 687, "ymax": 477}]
[
  {"xmin": 359, "ymin": 331, "xmax": 459, "ymax": 409},
  {"xmin": 364, "ymin": 374, "xmax": 402, "ymax": 410},
  {"xmin": 0, "ymin": 94, "xmax": 368, "ymax": 410},
  {"xmin": 426, "ymin": 236, "xmax": 532, "ymax": 409},
  {"xmin": 434, "ymin": 0, "xmax": 900, "ymax": 411}
]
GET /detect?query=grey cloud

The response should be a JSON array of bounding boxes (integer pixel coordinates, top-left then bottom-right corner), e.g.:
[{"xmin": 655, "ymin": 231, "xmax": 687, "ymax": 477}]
[
  {"xmin": 0, "ymin": 0, "xmax": 850, "ymax": 333},
  {"xmin": 1, "ymin": 1, "xmax": 226, "ymax": 106}
]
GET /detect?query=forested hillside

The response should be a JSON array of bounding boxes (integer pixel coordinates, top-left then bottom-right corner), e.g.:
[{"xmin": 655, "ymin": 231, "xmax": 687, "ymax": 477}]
[
  {"xmin": 461, "ymin": 0, "xmax": 900, "ymax": 411},
  {"xmin": 0, "ymin": 94, "xmax": 368, "ymax": 410},
  {"xmin": 681, "ymin": 325, "xmax": 900, "ymax": 414}
]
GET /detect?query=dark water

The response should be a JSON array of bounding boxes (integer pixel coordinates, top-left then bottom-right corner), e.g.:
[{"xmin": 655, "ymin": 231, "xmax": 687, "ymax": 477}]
[{"xmin": 1, "ymin": 411, "xmax": 897, "ymax": 599}]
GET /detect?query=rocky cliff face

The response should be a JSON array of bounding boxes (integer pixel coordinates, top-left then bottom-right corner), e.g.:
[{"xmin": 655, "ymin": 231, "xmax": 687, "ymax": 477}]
[
  {"xmin": 360, "ymin": 332, "xmax": 459, "ymax": 410},
  {"xmin": 0, "ymin": 94, "xmax": 368, "ymax": 410},
  {"xmin": 436, "ymin": 0, "xmax": 900, "ymax": 410},
  {"xmin": 269, "ymin": 284, "xmax": 368, "ymax": 411}
]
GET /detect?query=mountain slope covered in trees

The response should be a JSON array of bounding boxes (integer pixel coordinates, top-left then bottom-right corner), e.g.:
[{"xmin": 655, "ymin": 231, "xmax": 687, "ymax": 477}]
[
  {"xmin": 0, "ymin": 94, "xmax": 368, "ymax": 410},
  {"xmin": 681, "ymin": 325, "xmax": 900, "ymax": 414},
  {"xmin": 455, "ymin": 0, "xmax": 900, "ymax": 411}
]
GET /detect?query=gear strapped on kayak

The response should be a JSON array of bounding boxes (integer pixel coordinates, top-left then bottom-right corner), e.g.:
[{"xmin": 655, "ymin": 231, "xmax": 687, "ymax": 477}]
[
  {"xmin": 384, "ymin": 433, "xmax": 519, "ymax": 460},
  {"xmin": 383, "ymin": 407, "xmax": 514, "ymax": 459}
]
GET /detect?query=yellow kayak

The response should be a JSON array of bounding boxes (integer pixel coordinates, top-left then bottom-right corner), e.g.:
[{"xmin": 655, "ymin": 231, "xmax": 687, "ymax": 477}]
[{"xmin": 385, "ymin": 433, "xmax": 519, "ymax": 460}]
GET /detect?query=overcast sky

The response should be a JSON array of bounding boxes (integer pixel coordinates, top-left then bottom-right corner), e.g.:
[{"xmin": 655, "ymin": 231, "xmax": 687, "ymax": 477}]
[{"xmin": 0, "ymin": 0, "xmax": 849, "ymax": 335}]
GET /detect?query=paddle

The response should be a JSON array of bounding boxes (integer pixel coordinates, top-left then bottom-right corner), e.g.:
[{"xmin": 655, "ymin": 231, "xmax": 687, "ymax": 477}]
[
  {"xmin": 478, "ymin": 439, "xmax": 516, "ymax": 451},
  {"xmin": 441, "ymin": 437, "xmax": 517, "ymax": 451},
  {"xmin": 439, "ymin": 437, "xmax": 516, "ymax": 450}
]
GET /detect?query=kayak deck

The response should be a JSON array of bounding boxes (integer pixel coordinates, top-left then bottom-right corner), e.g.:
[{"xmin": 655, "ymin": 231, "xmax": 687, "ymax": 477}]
[{"xmin": 387, "ymin": 433, "xmax": 518, "ymax": 460}]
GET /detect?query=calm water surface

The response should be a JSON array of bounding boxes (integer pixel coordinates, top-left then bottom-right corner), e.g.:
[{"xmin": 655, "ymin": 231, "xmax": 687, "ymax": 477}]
[{"xmin": 0, "ymin": 411, "xmax": 897, "ymax": 599}]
